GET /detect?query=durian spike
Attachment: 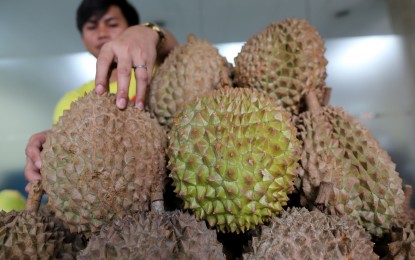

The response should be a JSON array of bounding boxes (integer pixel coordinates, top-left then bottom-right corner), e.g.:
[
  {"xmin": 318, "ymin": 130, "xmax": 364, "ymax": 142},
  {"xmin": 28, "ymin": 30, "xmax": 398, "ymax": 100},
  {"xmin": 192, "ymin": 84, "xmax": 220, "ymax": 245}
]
[
  {"xmin": 187, "ymin": 33, "xmax": 197, "ymax": 43},
  {"xmin": 321, "ymin": 87, "xmax": 332, "ymax": 106},
  {"xmin": 305, "ymin": 90, "xmax": 322, "ymax": 114},
  {"xmin": 25, "ymin": 180, "xmax": 43, "ymax": 213},
  {"xmin": 150, "ymin": 191, "xmax": 165, "ymax": 213}
]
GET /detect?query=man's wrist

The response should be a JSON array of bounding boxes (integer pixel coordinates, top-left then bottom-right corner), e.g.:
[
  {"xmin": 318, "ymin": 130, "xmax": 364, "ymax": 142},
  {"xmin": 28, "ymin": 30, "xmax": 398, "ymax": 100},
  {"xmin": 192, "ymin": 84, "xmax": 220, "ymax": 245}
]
[{"xmin": 142, "ymin": 22, "xmax": 167, "ymax": 50}]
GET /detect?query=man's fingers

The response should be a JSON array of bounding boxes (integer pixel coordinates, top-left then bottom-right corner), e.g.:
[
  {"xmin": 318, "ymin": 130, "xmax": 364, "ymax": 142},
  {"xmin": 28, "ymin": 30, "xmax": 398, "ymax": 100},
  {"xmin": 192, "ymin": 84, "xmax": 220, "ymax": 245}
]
[
  {"xmin": 95, "ymin": 44, "xmax": 114, "ymax": 94},
  {"xmin": 134, "ymin": 64, "xmax": 151, "ymax": 110},
  {"xmin": 116, "ymin": 51, "xmax": 133, "ymax": 109},
  {"xmin": 24, "ymin": 157, "xmax": 41, "ymax": 182},
  {"xmin": 25, "ymin": 144, "xmax": 42, "ymax": 169},
  {"xmin": 24, "ymin": 130, "xmax": 49, "ymax": 189},
  {"xmin": 25, "ymin": 183, "xmax": 30, "ymax": 193},
  {"xmin": 25, "ymin": 132, "xmax": 47, "ymax": 168}
]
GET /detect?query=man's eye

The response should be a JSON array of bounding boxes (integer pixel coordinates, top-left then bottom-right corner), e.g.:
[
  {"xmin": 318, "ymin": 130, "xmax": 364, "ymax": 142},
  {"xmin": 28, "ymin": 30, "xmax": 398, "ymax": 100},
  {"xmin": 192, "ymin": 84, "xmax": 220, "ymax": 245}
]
[
  {"xmin": 85, "ymin": 25, "xmax": 96, "ymax": 30},
  {"xmin": 109, "ymin": 23, "xmax": 119, "ymax": 28}
]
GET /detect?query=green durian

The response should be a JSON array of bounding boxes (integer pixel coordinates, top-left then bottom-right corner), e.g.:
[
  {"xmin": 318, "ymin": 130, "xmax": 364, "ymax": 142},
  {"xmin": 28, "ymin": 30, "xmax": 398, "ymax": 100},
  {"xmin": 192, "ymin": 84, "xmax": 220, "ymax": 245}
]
[{"xmin": 168, "ymin": 87, "xmax": 301, "ymax": 233}]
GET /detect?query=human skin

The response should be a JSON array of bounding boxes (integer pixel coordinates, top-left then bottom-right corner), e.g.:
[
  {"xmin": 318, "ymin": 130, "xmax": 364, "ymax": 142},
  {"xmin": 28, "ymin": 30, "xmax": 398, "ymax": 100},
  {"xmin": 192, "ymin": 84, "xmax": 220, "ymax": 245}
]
[
  {"xmin": 24, "ymin": 130, "xmax": 50, "ymax": 191},
  {"xmin": 81, "ymin": 5, "xmax": 153, "ymax": 110},
  {"xmin": 81, "ymin": 6, "xmax": 129, "ymax": 59},
  {"xmin": 94, "ymin": 17, "xmax": 178, "ymax": 110},
  {"xmin": 81, "ymin": 5, "xmax": 179, "ymax": 110}
]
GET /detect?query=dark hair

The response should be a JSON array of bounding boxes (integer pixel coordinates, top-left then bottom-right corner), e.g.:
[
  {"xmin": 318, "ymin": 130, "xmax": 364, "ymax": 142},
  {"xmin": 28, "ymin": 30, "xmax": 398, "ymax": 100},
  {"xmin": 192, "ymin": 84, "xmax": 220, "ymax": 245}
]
[{"xmin": 76, "ymin": 0, "xmax": 140, "ymax": 33}]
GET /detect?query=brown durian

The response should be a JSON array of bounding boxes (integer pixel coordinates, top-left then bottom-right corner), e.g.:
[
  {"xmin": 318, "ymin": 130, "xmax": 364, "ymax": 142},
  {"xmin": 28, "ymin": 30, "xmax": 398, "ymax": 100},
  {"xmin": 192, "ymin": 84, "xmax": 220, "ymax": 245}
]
[
  {"xmin": 243, "ymin": 207, "xmax": 378, "ymax": 260},
  {"xmin": 386, "ymin": 222, "xmax": 415, "ymax": 259},
  {"xmin": 78, "ymin": 210, "xmax": 225, "ymax": 260},
  {"xmin": 170, "ymin": 211, "xmax": 225, "ymax": 259},
  {"xmin": 234, "ymin": 18, "xmax": 328, "ymax": 115},
  {"xmin": 147, "ymin": 34, "xmax": 233, "ymax": 130},
  {"xmin": 295, "ymin": 91, "xmax": 405, "ymax": 237},
  {"xmin": 396, "ymin": 185, "xmax": 415, "ymax": 228},
  {"xmin": 40, "ymin": 92, "xmax": 167, "ymax": 235},
  {"xmin": 0, "ymin": 181, "xmax": 82, "ymax": 259}
]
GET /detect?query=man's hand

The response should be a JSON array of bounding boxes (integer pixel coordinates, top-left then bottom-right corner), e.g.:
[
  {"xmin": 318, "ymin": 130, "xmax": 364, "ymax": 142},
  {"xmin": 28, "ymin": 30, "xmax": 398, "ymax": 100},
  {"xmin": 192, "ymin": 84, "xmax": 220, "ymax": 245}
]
[
  {"xmin": 95, "ymin": 25, "xmax": 158, "ymax": 110},
  {"xmin": 24, "ymin": 130, "xmax": 50, "ymax": 192}
]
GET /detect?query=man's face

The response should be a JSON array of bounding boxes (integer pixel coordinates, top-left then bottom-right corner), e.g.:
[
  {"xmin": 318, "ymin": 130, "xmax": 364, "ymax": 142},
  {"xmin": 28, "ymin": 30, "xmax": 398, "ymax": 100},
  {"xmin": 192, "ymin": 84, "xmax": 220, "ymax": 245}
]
[{"xmin": 81, "ymin": 5, "xmax": 129, "ymax": 58}]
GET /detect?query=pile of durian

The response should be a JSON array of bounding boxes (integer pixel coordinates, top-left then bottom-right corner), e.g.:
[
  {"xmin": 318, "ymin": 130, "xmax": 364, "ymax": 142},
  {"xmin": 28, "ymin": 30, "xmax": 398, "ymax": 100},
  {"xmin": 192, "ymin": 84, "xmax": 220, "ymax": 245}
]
[{"xmin": 2, "ymin": 18, "xmax": 415, "ymax": 260}]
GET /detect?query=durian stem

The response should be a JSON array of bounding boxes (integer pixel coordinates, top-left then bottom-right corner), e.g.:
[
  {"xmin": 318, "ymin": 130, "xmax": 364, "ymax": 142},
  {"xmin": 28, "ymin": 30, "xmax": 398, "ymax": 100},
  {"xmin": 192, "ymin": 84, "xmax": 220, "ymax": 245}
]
[
  {"xmin": 151, "ymin": 191, "xmax": 165, "ymax": 213},
  {"xmin": 322, "ymin": 87, "xmax": 332, "ymax": 106},
  {"xmin": 403, "ymin": 184, "xmax": 413, "ymax": 210},
  {"xmin": 187, "ymin": 33, "xmax": 196, "ymax": 43},
  {"xmin": 25, "ymin": 180, "xmax": 43, "ymax": 213},
  {"xmin": 305, "ymin": 90, "xmax": 322, "ymax": 114},
  {"xmin": 219, "ymin": 69, "xmax": 232, "ymax": 89},
  {"xmin": 314, "ymin": 181, "xmax": 333, "ymax": 211}
]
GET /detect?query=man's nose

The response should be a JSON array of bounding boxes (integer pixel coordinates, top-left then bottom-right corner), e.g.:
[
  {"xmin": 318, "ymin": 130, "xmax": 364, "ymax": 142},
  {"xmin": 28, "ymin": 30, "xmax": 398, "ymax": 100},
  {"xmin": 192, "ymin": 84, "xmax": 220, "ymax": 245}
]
[{"xmin": 97, "ymin": 24, "xmax": 109, "ymax": 37}]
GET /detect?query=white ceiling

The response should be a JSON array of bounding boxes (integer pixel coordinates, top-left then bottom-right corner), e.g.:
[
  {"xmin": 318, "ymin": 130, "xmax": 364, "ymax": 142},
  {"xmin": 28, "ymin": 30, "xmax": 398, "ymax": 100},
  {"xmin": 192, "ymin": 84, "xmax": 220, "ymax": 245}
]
[{"xmin": 0, "ymin": 0, "xmax": 392, "ymax": 58}]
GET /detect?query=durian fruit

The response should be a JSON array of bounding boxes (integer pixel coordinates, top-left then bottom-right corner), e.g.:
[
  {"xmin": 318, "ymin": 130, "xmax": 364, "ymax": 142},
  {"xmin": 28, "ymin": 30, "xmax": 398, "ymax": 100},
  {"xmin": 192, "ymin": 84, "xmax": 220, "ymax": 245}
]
[
  {"xmin": 147, "ymin": 34, "xmax": 233, "ymax": 130},
  {"xmin": 243, "ymin": 207, "xmax": 378, "ymax": 260},
  {"xmin": 386, "ymin": 223, "xmax": 415, "ymax": 259},
  {"xmin": 296, "ymin": 91, "xmax": 405, "ymax": 237},
  {"xmin": 0, "ymin": 189, "xmax": 26, "ymax": 212},
  {"xmin": 234, "ymin": 18, "xmax": 328, "ymax": 115},
  {"xmin": 0, "ymin": 180, "xmax": 79, "ymax": 259},
  {"xmin": 170, "ymin": 210, "xmax": 225, "ymax": 259},
  {"xmin": 168, "ymin": 87, "xmax": 301, "ymax": 233},
  {"xmin": 396, "ymin": 185, "xmax": 415, "ymax": 228},
  {"xmin": 78, "ymin": 210, "xmax": 225, "ymax": 260},
  {"xmin": 38, "ymin": 203, "xmax": 56, "ymax": 218},
  {"xmin": 40, "ymin": 92, "xmax": 167, "ymax": 235}
]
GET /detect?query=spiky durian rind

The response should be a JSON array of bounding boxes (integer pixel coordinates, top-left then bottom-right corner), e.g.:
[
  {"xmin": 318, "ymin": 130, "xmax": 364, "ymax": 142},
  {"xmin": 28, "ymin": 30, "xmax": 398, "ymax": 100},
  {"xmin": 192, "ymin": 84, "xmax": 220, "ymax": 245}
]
[
  {"xmin": 243, "ymin": 207, "xmax": 378, "ymax": 260},
  {"xmin": 234, "ymin": 18, "xmax": 328, "ymax": 115},
  {"xmin": 41, "ymin": 92, "xmax": 167, "ymax": 235},
  {"xmin": 168, "ymin": 88, "xmax": 301, "ymax": 233}
]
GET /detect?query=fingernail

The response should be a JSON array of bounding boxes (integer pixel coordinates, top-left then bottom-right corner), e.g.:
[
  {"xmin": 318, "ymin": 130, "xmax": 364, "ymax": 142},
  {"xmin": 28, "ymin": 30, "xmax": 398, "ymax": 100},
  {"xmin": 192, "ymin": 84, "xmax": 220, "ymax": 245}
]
[
  {"xmin": 137, "ymin": 102, "xmax": 144, "ymax": 111},
  {"xmin": 35, "ymin": 160, "xmax": 42, "ymax": 169},
  {"xmin": 117, "ymin": 98, "xmax": 127, "ymax": 109},
  {"xmin": 96, "ymin": 84, "xmax": 105, "ymax": 94}
]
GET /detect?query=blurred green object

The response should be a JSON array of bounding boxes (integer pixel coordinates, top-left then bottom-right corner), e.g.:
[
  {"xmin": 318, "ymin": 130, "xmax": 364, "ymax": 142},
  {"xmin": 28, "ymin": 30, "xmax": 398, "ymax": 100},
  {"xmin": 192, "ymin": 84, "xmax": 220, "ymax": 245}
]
[{"xmin": 0, "ymin": 189, "xmax": 26, "ymax": 212}]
